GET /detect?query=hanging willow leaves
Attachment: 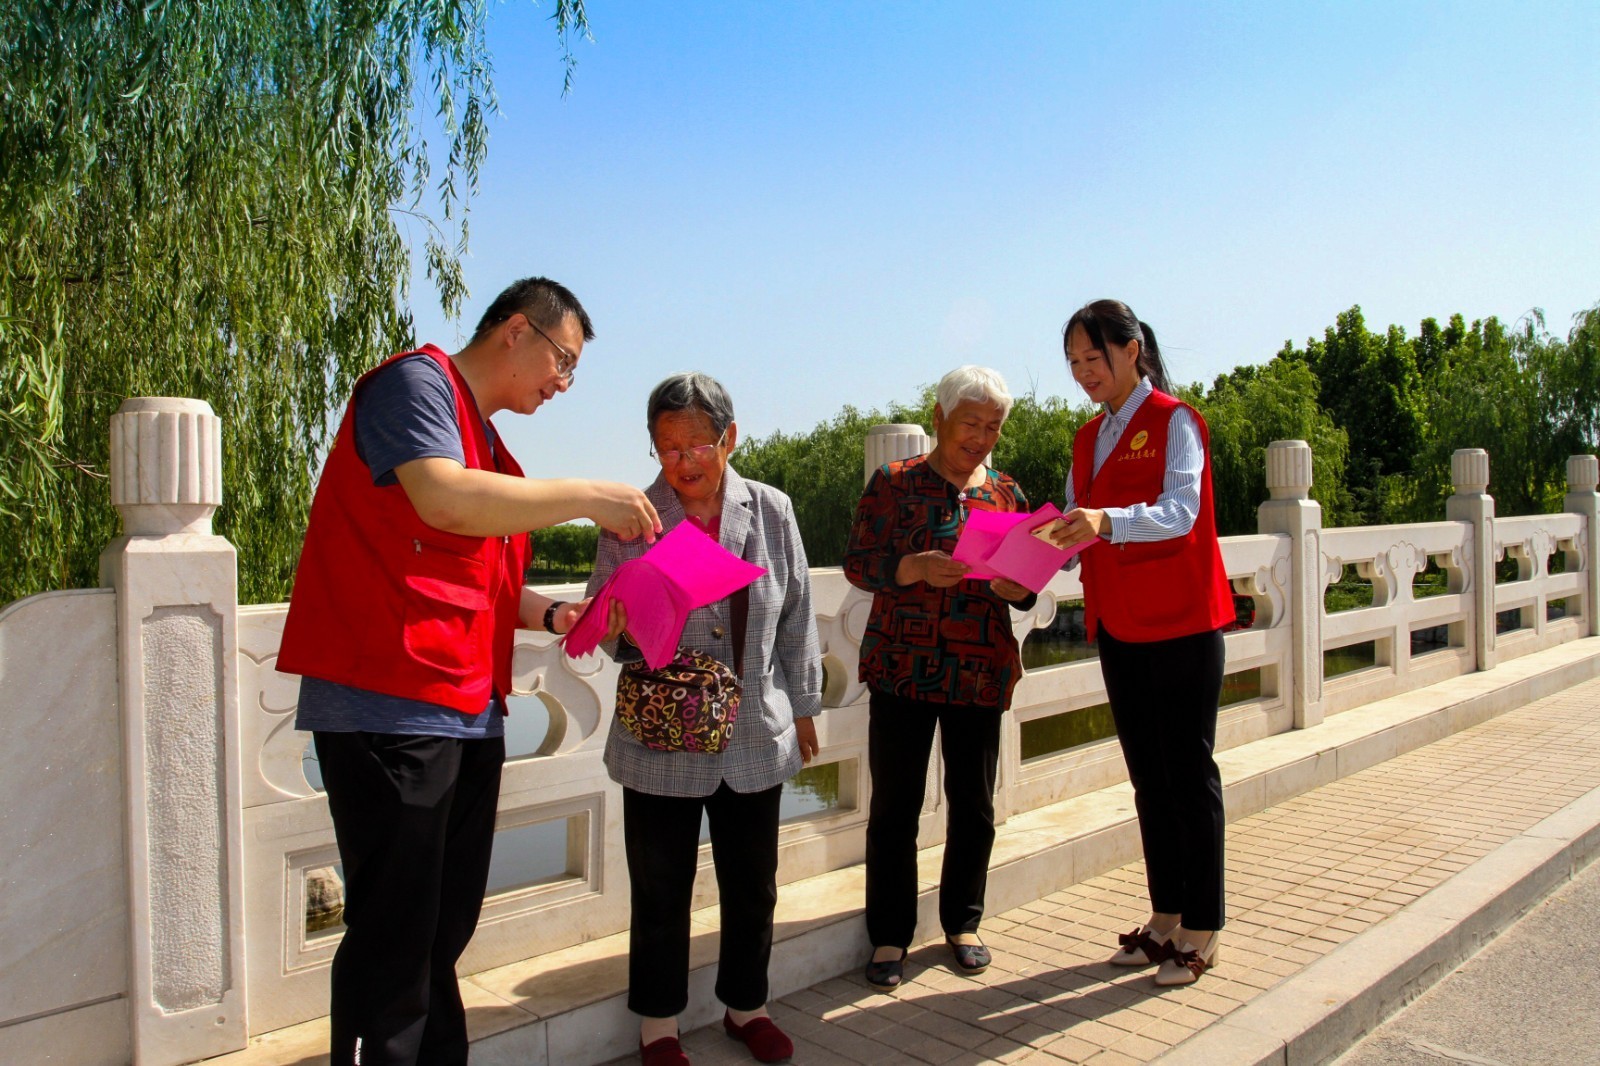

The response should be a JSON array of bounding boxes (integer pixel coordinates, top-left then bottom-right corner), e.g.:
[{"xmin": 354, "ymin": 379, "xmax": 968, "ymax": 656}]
[{"xmin": 0, "ymin": 1, "xmax": 587, "ymax": 604}]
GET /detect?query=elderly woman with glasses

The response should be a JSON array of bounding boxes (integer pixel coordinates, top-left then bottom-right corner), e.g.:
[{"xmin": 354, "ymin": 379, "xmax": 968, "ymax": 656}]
[
  {"xmin": 588, "ymin": 372, "xmax": 823, "ymax": 1066},
  {"xmin": 844, "ymin": 365, "xmax": 1037, "ymax": 992}
]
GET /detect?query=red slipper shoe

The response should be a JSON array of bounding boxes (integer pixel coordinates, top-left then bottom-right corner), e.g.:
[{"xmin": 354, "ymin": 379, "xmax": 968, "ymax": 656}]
[
  {"xmin": 640, "ymin": 1034, "xmax": 690, "ymax": 1066},
  {"xmin": 723, "ymin": 1012, "xmax": 794, "ymax": 1063}
]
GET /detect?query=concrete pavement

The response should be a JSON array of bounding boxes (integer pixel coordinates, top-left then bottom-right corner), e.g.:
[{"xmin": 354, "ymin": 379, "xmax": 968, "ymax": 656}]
[
  {"xmin": 1332, "ymin": 855, "xmax": 1600, "ymax": 1066},
  {"xmin": 615, "ymin": 674, "xmax": 1600, "ymax": 1066}
]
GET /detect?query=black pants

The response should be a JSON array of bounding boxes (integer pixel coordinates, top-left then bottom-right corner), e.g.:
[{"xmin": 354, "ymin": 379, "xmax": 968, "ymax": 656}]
[
  {"xmin": 314, "ymin": 731, "xmax": 505, "ymax": 1066},
  {"xmin": 623, "ymin": 781, "xmax": 783, "ymax": 1018},
  {"xmin": 864, "ymin": 691, "xmax": 1003, "ymax": 948},
  {"xmin": 1097, "ymin": 625, "xmax": 1227, "ymax": 931}
]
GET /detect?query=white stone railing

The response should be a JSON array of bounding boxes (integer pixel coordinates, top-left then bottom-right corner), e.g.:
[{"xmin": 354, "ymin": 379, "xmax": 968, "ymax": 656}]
[
  {"xmin": 1316, "ymin": 520, "xmax": 1474, "ymax": 714},
  {"xmin": 3, "ymin": 404, "xmax": 1599, "ymax": 1066}
]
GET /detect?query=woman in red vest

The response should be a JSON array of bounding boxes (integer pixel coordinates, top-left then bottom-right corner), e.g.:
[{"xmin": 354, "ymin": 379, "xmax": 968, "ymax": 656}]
[{"xmin": 1049, "ymin": 299, "xmax": 1235, "ymax": 986}]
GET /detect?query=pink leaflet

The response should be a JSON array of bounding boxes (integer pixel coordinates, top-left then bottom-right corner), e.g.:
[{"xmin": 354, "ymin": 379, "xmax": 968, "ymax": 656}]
[
  {"xmin": 562, "ymin": 522, "xmax": 767, "ymax": 668},
  {"xmin": 951, "ymin": 503, "xmax": 1090, "ymax": 593},
  {"xmin": 950, "ymin": 508, "xmax": 1030, "ymax": 580}
]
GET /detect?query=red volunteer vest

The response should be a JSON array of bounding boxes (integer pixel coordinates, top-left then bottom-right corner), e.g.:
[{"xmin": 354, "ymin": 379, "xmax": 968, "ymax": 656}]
[
  {"xmin": 1072, "ymin": 389, "xmax": 1234, "ymax": 643},
  {"xmin": 277, "ymin": 345, "xmax": 531, "ymax": 714}
]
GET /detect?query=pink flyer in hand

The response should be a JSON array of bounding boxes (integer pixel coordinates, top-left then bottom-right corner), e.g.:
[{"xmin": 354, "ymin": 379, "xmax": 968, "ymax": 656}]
[
  {"xmin": 950, "ymin": 509, "xmax": 1030, "ymax": 580},
  {"xmin": 562, "ymin": 522, "xmax": 767, "ymax": 668},
  {"xmin": 987, "ymin": 504, "xmax": 1091, "ymax": 592},
  {"xmin": 951, "ymin": 504, "xmax": 1089, "ymax": 593}
]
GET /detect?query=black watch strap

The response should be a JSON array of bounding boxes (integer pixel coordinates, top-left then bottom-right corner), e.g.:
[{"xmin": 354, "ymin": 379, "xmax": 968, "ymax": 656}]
[{"xmin": 543, "ymin": 600, "xmax": 567, "ymax": 634}]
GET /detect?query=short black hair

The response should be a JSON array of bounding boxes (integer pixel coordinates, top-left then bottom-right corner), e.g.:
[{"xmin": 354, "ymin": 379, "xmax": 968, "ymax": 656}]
[{"xmin": 471, "ymin": 277, "xmax": 594, "ymax": 344}]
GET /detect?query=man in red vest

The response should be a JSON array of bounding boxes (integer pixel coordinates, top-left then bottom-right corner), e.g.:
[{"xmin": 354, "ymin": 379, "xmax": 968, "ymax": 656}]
[{"xmin": 278, "ymin": 277, "xmax": 656, "ymax": 1066}]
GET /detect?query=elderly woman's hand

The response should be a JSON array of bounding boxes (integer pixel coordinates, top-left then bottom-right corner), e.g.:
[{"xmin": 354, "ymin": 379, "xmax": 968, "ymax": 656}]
[
  {"xmin": 896, "ymin": 550, "xmax": 970, "ymax": 588},
  {"xmin": 990, "ymin": 577, "xmax": 1030, "ymax": 602},
  {"xmin": 795, "ymin": 717, "xmax": 820, "ymax": 764},
  {"xmin": 604, "ymin": 599, "xmax": 629, "ymax": 642}
]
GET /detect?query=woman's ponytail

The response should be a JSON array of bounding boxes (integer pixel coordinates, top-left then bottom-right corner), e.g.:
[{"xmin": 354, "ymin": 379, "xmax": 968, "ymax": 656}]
[
  {"xmin": 1137, "ymin": 320, "xmax": 1171, "ymax": 395},
  {"xmin": 1063, "ymin": 300, "xmax": 1175, "ymax": 396}
]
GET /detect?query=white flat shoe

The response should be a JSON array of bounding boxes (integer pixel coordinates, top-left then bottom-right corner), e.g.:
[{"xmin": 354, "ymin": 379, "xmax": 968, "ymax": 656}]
[{"xmin": 1153, "ymin": 933, "xmax": 1218, "ymax": 986}]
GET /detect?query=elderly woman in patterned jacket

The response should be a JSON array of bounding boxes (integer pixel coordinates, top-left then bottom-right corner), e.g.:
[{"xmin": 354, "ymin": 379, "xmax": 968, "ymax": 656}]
[
  {"xmin": 844, "ymin": 365, "xmax": 1037, "ymax": 992},
  {"xmin": 588, "ymin": 372, "xmax": 822, "ymax": 1066}
]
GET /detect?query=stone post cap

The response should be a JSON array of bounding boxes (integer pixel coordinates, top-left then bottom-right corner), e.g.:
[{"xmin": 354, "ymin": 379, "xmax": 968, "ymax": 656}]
[
  {"xmin": 110, "ymin": 397, "xmax": 223, "ymax": 535},
  {"xmin": 1568, "ymin": 454, "xmax": 1599, "ymax": 493},
  {"xmin": 1264, "ymin": 440, "xmax": 1313, "ymax": 500},
  {"xmin": 1451, "ymin": 448, "xmax": 1490, "ymax": 496},
  {"xmin": 864, "ymin": 423, "xmax": 930, "ymax": 486}
]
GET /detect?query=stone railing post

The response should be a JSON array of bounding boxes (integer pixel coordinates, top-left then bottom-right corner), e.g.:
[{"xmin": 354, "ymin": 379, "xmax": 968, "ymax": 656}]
[
  {"xmin": 1256, "ymin": 440, "xmax": 1324, "ymax": 728},
  {"xmin": 1446, "ymin": 448, "xmax": 1496, "ymax": 671},
  {"xmin": 863, "ymin": 423, "xmax": 929, "ymax": 486},
  {"xmin": 1564, "ymin": 454, "xmax": 1600, "ymax": 637},
  {"xmin": 98, "ymin": 398, "xmax": 247, "ymax": 1064}
]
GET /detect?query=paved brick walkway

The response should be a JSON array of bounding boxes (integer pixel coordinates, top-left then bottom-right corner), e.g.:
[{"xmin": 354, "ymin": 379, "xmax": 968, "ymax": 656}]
[{"xmin": 617, "ymin": 676, "xmax": 1600, "ymax": 1065}]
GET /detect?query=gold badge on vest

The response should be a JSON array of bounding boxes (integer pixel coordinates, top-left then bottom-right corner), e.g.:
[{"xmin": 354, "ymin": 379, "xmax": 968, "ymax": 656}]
[{"xmin": 1118, "ymin": 428, "xmax": 1157, "ymax": 462}]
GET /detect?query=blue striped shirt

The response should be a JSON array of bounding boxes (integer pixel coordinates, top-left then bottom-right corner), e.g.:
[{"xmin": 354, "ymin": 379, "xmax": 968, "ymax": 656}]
[{"xmin": 1062, "ymin": 377, "xmax": 1205, "ymax": 553}]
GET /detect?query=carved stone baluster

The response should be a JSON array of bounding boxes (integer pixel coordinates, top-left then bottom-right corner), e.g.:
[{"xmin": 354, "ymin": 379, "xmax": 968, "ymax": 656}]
[
  {"xmin": 1257, "ymin": 440, "xmax": 1324, "ymax": 728},
  {"xmin": 99, "ymin": 398, "xmax": 247, "ymax": 1064},
  {"xmin": 1447, "ymin": 448, "xmax": 1496, "ymax": 671},
  {"xmin": 1564, "ymin": 454, "xmax": 1600, "ymax": 637},
  {"xmin": 863, "ymin": 423, "xmax": 930, "ymax": 486}
]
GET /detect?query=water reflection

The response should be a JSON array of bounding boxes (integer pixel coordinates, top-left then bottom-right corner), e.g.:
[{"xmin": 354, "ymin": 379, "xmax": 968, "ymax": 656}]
[
  {"xmin": 1326, "ymin": 642, "xmax": 1376, "ymax": 676},
  {"xmin": 302, "ymin": 753, "xmax": 852, "ymax": 935},
  {"xmin": 1019, "ymin": 597, "xmax": 1261, "ymax": 762},
  {"xmin": 1020, "ymin": 703, "xmax": 1117, "ymax": 761},
  {"xmin": 1021, "ymin": 602, "xmax": 1096, "ymax": 671},
  {"xmin": 1412, "ymin": 625, "xmax": 1449, "ymax": 656}
]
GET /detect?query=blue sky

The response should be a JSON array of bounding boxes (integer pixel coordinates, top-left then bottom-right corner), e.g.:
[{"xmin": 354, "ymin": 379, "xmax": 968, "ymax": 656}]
[{"xmin": 405, "ymin": 1, "xmax": 1600, "ymax": 491}]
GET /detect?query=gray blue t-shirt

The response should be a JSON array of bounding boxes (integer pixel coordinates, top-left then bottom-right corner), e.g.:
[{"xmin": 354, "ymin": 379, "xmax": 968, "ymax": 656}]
[{"xmin": 294, "ymin": 353, "xmax": 506, "ymax": 739}]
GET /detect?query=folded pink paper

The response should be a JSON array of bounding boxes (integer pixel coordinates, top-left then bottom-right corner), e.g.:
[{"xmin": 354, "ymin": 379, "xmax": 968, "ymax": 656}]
[
  {"xmin": 950, "ymin": 509, "xmax": 1027, "ymax": 580},
  {"xmin": 951, "ymin": 504, "xmax": 1089, "ymax": 593},
  {"xmin": 563, "ymin": 522, "xmax": 767, "ymax": 669}
]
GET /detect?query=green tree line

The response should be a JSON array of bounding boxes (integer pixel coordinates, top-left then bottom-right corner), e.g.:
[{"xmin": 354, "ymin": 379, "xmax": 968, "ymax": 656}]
[{"xmin": 736, "ymin": 303, "xmax": 1600, "ymax": 568}]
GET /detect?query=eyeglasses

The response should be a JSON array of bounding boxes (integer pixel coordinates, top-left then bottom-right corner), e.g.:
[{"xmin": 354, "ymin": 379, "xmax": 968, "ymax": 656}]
[
  {"xmin": 650, "ymin": 429, "xmax": 728, "ymax": 466},
  {"xmin": 522, "ymin": 315, "xmax": 578, "ymax": 384}
]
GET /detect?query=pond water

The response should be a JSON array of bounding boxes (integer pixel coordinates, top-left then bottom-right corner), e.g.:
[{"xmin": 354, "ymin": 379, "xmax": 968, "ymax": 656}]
[{"xmin": 301, "ymin": 710, "xmax": 845, "ymax": 936}]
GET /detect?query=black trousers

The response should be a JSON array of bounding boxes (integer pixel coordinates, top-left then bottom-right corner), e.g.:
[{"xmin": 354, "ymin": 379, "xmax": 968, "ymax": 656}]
[
  {"xmin": 622, "ymin": 781, "xmax": 783, "ymax": 1018},
  {"xmin": 314, "ymin": 731, "xmax": 505, "ymax": 1066},
  {"xmin": 865, "ymin": 691, "xmax": 1003, "ymax": 948},
  {"xmin": 1097, "ymin": 625, "xmax": 1227, "ymax": 931}
]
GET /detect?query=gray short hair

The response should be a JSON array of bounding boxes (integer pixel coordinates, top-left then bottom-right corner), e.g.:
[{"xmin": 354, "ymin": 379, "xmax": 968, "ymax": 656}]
[
  {"xmin": 646, "ymin": 372, "xmax": 736, "ymax": 438},
  {"xmin": 935, "ymin": 365, "xmax": 1013, "ymax": 421}
]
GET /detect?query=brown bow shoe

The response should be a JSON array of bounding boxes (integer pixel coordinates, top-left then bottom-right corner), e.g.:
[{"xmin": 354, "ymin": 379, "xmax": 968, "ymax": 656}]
[
  {"xmin": 1153, "ymin": 933, "xmax": 1219, "ymax": 986},
  {"xmin": 1109, "ymin": 926, "xmax": 1175, "ymax": 966}
]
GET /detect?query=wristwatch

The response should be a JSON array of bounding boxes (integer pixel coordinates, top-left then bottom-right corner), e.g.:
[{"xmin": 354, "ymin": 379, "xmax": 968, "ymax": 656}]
[{"xmin": 543, "ymin": 601, "xmax": 567, "ymax": 634}]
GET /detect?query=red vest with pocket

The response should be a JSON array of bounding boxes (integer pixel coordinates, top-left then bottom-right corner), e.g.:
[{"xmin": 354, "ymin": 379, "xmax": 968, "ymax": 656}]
[
  {"xmin": 277, "ymin": 345, "xmax": 530, "ymax": 714},
  {"xmin": 1071, "ymin": 389, "xmax": 1234, "ymax": 643}
]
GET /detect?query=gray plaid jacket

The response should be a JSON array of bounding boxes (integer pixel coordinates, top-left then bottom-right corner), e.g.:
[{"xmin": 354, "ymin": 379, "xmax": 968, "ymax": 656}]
[{"xmin": 590, "ymin": 467, "xmax": 823, "ymax": 797}]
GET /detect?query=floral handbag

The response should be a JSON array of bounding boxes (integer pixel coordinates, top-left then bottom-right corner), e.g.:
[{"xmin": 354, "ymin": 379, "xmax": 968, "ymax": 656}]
[
  {"xmin": 614, "ymin": 586, "xmax": 750, "ymax": 754},
  {"xmin": 615, "ymin": 647, "xmax": 741, "ymax": 753}
]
